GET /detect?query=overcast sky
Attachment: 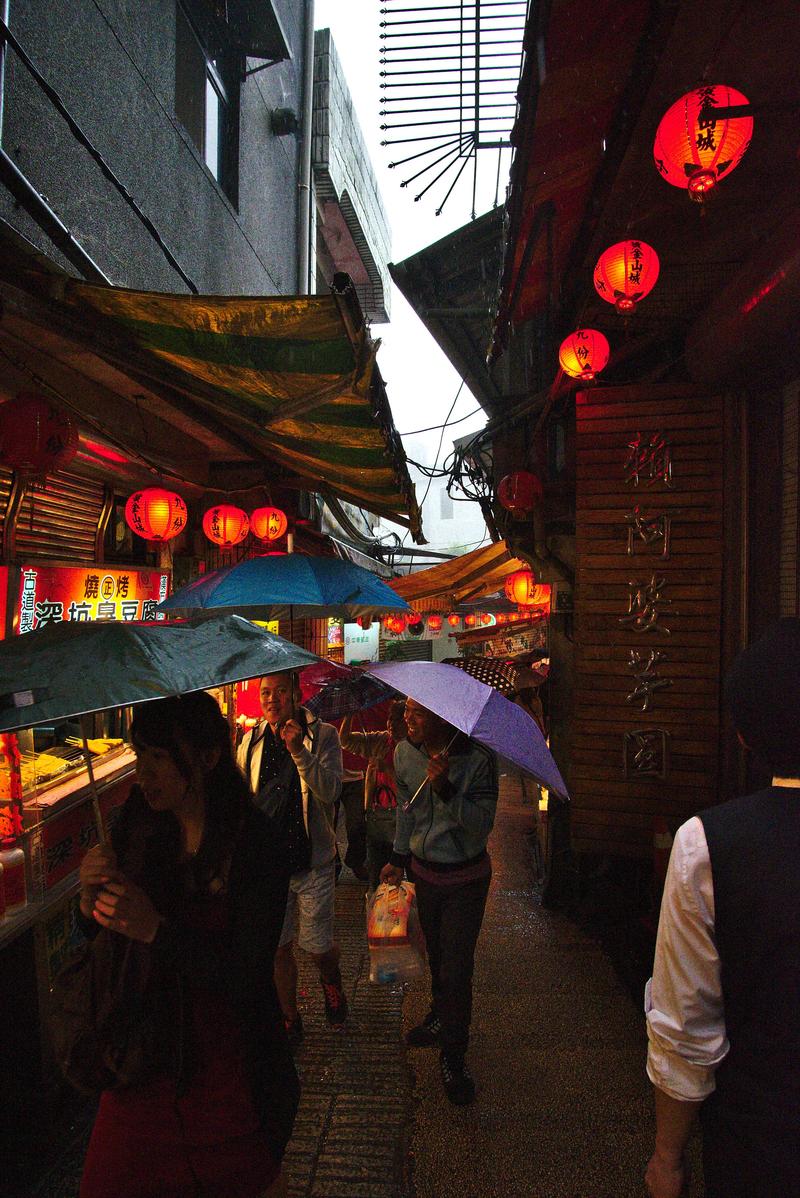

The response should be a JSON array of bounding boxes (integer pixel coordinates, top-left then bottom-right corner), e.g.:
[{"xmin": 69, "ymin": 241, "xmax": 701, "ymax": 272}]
[{"xmin": 314, "ymin": 0, "xmax": 507, "ymax": 532}]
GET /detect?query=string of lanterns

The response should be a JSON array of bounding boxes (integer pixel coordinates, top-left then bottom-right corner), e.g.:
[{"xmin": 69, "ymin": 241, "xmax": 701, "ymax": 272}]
[
  {"xmin": 124, "ymin": 488, "xmax": 289, "ymax": 548},
  {"xmin": 556, "ymin": 84, "xmax": 751, "ymax": 384}
]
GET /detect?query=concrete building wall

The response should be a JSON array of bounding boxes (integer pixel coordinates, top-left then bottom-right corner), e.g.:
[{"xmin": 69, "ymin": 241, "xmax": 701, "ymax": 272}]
[
  {"xmin": 1, "ymin": 0, "xmax": 305, "ymax": 294},
  {"xmin": 312, "ymin": 27, "xmax": 390, "ymax": 322}
]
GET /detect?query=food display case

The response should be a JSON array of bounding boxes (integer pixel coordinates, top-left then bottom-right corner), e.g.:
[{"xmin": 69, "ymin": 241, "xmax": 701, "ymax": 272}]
[{"xmin": 0, "ymin": 562, "xmax": 169, "ymax": 1108}]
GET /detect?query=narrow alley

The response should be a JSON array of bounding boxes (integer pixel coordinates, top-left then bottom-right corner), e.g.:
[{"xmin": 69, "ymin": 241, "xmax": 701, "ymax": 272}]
[{"xmin": 27, "ymin": 774, "xmax": 701, "ymax": 1198}]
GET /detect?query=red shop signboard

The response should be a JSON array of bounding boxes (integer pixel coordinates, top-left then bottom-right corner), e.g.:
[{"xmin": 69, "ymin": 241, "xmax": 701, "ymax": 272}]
[{"xmin": 15, "ymin": 564, "xmax": 169, "ymax": 634}]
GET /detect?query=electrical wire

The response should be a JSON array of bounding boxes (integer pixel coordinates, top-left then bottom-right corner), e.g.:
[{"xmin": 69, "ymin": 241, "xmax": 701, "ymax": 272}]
[{"xmin": 397, "ymin": 404, "xmax": 484, "ymax": 437}]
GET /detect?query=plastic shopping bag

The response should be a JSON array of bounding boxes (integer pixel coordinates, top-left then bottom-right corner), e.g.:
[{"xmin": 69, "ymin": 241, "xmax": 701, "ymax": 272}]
[{"xmin": 366, "ymin": 882, "xmax": 426, "ymax": 984}]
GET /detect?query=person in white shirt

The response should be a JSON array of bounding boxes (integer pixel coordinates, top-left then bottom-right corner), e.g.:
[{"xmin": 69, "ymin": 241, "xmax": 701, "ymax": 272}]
[
  {"xmin": 237, "ymin": 670, "xmax": 345, "ymax": 1047},
  {"xmin": 645, "ymin": 618, "xmax": 800, "ymax": 1198}
]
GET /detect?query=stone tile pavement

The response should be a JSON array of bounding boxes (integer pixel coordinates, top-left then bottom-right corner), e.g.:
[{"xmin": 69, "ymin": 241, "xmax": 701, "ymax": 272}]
[{"xmin": 20, "ymin": 771, "xmax": 705, "ymax": 1198}]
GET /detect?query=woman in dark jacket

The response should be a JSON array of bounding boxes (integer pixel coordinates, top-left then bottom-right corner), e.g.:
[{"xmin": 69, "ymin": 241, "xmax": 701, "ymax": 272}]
[{"xmin": 77, "ymin": 691, "xmax": 298, "ymax": 1198}]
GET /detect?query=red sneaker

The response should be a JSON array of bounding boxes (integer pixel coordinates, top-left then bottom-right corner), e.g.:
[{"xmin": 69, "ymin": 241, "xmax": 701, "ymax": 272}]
[{"xmin": 321, "ymin": 969, "xmax": 348, "ymax": 1026}]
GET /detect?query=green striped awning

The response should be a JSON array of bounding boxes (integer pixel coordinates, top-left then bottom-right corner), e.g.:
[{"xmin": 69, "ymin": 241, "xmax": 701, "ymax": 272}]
[{"xmin": 65, "ymin": 276, "xmax": 423, "ymax": 542}]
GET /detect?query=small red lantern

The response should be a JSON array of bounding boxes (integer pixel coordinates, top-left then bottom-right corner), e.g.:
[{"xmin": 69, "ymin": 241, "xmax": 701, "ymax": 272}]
[
  {"xmin": 593, "ymin": 240, "xmax": 659, "ymax": 314},
  {"xmin": 464, "ymin": 614, "xmax": 477, "ymax": 628},
  {"xmin": 202, "ymin": 504, "xmax": 249, "ymax": 548},
  {"xmin": 250, "ymin": 506, "xmax": 288, "ymax": 542},
  {"xmin": 481, "ymin": 613, "xmax": 493, "ymax": 626},
  {"xmin": 125, "ymin": 487, "xmax": 187, "ymax": 542},
  {"xmin": 654, "ymin": 85, "xmax": 752, "ymax": 203},
  {"xmin": 496, "ymin": 613, "xmax": 508, "ymax": 625},
  {"xmin": 504, "ymin": 569, "xmax": 539, "ymax": 607},
  {"xmin": 0, "ymin": 391, "xmax": 79, "ymax": 476},
  {"xmin": 559, "ymin": 329, "xmax": 610, "ymax": 381},
  {"xmin": 497, "ymin": 471, "xmax": 544, "ymax": 517},
  {"xmin": 408, "ymin": 614, "xmax": 424, "ymax": 637},
  {"xmin": 427, "ymin": 614, "xmax": 444, "ymax": 632},
  {"xmin": 357, "ymin": 615, "xmax": 373, "ymax": 631},
  {"xmin": 446, "ymin": 613, "xmax": 460, "ymax": 627}
]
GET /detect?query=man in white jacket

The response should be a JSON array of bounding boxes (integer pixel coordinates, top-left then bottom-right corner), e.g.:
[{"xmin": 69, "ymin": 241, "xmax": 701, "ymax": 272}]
[{"xmin": 238, "ymin": 670, "xmax": 344, "ymax": 1046}]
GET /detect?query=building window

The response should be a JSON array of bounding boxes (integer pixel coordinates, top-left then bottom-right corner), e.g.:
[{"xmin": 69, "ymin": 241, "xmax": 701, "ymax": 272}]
[{"xmin": 175, "ymin": 2, "xmax": 239, "ymax": 202}]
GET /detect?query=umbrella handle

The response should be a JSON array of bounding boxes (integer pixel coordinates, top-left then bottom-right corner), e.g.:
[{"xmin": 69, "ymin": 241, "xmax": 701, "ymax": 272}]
[
  {"xmin": 401, "ymin": 731, "xmax": 459, "ymax": 813},
  {"xmin": 80, "ymin": 714, "xmax": 106, "ymax": 846}
]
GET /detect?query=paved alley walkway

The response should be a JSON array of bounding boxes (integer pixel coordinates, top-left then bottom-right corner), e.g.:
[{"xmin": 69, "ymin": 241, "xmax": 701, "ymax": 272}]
[{"xmin": 29, "ymin": 773, "xmax": 704, "ymax": 1198}]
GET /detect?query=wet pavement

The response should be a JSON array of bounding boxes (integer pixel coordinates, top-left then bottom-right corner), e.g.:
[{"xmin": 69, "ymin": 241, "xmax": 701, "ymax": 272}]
[{"xmin": 21, "ymin": 772, "xmax": 704, "ymax": 1197}]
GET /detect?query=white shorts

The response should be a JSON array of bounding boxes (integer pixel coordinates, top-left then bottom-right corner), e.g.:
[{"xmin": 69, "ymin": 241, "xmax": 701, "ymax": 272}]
[{"xmin": 279, "ymin": 860, "xmax": 336, "ymax": 954}]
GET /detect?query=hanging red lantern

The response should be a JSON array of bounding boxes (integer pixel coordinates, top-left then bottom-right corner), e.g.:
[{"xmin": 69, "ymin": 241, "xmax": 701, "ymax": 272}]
[
  {"xmin": 481, "ymin": 613, "xmax": 493, "ymax": 626},
  {"xmin": 497, "ymin": 471, "xmax": 544, "ymax": 517},
  {"xmin": 393, "ymin": 615, "xmax": 407, "ymax": 634},
  {"xmin": 496, "ymin": 613, "xmax": 508, "ymax": 625},
  {"xmin": 125, "ymin": 487, "xmax": 187, "ymax": 542},
  {"xmin": 202, "ymin": 504, "xmax": 249, "ymax": 548},
  {"xmin": 357, "ymin": 615, "xmax": 373, "ymax": 631},
  {"xmin": 504, "ymin": 569, "xmax": 540, "ymax": 607},
  {"xmin": 427, "ymin": 614, "xmax": 444, "ymax": 632},
  {"xmin": 593, "ymin": 240, "xmax": 659, "ymax": 314},
  {"xmin": 654, "ymin": 85, "xmax": 753, "ymax": 203},
  {"xmin": 559, "ymin": 329, "xmax": 610, "ymax": 380},
  {"xmin": 408, "ymin": 614, "xmax": 424, "ymax": 637},
  {"xmin": 250, "ymin": 506, "xmax": 288, "ymax": 542},
  {"xmin": 464, "ymin": 614, "xmax": 477, "ymax": 628},
  {"xmin": 0, "ymin": 391, "xmax": 79, "ymax": 476},
  {"xmin": 446, "ymin": 613, "xmax": 460, "ymax": 627}
]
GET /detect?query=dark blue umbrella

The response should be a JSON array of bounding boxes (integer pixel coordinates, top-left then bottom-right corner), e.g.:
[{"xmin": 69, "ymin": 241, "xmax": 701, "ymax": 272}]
[
  {"xmin": 157, "ymin": 554, "xmax": 410, "ymax": 622},
  {"xmin": 366, "ymin": 660, "xmax": 568, "ymax": 800}
]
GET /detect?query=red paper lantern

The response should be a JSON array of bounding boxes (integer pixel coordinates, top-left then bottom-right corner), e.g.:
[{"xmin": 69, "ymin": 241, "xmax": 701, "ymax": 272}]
[
  {"xmin": 125, "ymin": 487, "xmax": 187, "ymax": 542},
  {"xmin": 504, "ymin": 569, "xmax": 540, "ymax": 607},
  {"xmin": 357, "ymin": 615, "xmax": 373, "ymax": 631},
  {"xmin": 654, "ymin": 85, "xmax": 753, "ymax": 203},
  {"xmin": 426, "ymin": 614, "xmax": 444, "ymax": 632},
  {"xmin": 481, "ymin": 613, "xmax": 493, "ymax": 626},
  {"xmin": 250, "ymin": 506, "xmax": 288, "ymax": 542},
  {"xmin": 464, "ymin": 614, "xmax": 477, "ymax": 628},
  {"xmin": 593, "ymin": 240, "xmax": 659, "ymax": 314},
  {"xmin": 0, "ymin": 391, "xmax": 79, "ymax": 476},
  {"xmin": 202, "ymin": 504, "xmax": 249, "ymax": 547},
  {"xmin": 496, "ymin": 613, "xmax": 508, "ymax": 625},
  {"xmin": 497, "ymin": 471, "xmax": 544, "ymax": 517},
  {"xmin": 559, "ymin": 329, "xmax": 610, "ymax": 380},
  {"xmin": 446, "ymin": 613, "xmax": 460, "ymax": 627},
  {"xmin": 408, "ymin": 614, "xmax": 424, "ymax": 637}
]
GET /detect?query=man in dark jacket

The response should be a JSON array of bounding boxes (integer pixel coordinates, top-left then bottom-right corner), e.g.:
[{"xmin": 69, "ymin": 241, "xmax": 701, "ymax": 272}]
[{"xmin": 645, "ymin": 618, "xmax": 800, "ymax": 1198}]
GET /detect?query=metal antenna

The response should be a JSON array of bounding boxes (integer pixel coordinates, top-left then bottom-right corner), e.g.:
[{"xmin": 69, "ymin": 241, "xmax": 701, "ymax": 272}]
[{"xmin": 379, "ymin": 0, "xmax": 525, "ymax": 217}]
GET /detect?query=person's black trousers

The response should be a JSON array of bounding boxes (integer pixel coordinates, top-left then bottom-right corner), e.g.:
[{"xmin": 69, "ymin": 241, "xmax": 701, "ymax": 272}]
[
  {"xmin": 412, "ymin": 865, "xmax": 491, "ymax": 1062},
  {"xmin": 339, "ymin": 779, "xmax": 367, "ymax": 872}
]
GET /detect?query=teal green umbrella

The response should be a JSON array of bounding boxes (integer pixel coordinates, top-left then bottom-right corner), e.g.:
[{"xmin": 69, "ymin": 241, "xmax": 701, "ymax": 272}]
[{"xmin": 0, "ymin": 614, "xmax": 319, "ymax": 732}]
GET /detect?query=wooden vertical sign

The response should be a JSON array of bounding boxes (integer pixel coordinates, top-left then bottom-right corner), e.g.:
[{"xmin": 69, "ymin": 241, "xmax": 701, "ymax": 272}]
[{"xmin": 572, "ymin": 385, "xmax": 724, "ymax": 857}]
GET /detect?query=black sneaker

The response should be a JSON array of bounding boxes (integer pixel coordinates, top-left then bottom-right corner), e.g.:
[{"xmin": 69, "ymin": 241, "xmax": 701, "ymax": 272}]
[
  {"xmin": 405, "ymin": 1012, "xmax": 441, "ymax": 1048},
  {"xmin": 439, "ymin": 1052, "xmax": 476, "ymax": 1105},
  {"xmin": 284, "ymin": 1013, "xmax": 304, "ymax": 1050},
  {"xmin": 321, "ymin": 969, "xmax": 349, "ymax": 1026}
]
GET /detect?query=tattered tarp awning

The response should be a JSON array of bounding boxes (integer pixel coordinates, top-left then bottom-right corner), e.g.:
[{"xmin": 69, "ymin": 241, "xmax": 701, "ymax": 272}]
[
  {"xmin": 0, "ymin": 227, "xmax": 422, "ymax": 541},
  {"xmin": 66, "ymin": 276, "xmax": 422, "ymax": 540},
  {"xmin": 391, "ymin": 540, "xmax": 527, "ymax": 612}
]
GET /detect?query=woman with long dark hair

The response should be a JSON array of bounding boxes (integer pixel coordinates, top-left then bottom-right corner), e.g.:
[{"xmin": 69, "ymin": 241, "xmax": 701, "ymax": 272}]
[{"xmin": 77, "ymin": 690, "xmax": 298, "ymax": 1198}]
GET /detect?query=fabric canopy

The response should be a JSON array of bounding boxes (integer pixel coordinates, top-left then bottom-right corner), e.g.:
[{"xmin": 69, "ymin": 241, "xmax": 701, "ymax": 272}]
[
  {"xmin": 391, "ymin": 540, "xmax": 528, "ymax": 612},
  {"xmin": 60, "ymin": 274, "xmax": 422, "ymax": 541}
]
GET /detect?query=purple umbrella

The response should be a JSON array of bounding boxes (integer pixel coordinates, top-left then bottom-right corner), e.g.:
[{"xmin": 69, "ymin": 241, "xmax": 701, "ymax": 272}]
[{"xmin": 366, "ymin": 660, "xmax": 568, "ymax": 800}]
